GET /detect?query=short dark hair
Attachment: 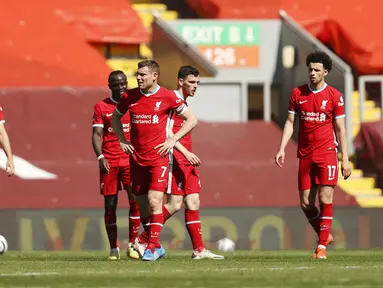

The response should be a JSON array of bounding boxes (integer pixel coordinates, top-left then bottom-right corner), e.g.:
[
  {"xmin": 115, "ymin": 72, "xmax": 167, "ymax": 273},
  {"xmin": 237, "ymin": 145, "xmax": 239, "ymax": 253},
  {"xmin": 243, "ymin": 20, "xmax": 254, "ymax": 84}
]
[
  {"xmin": 306, "ymin": 51, "xmax": 332, "ymax": 71},
  {"xmin": 138, "ymin": 60, "xmax": 160, "ymax": 74},
  {"xmin": 178, "ymin": 65, "xmax": 200, "ymax": 80},
  {"xmin": 108, "ymin": 70, "xmax": 126, "ymax": 83}
]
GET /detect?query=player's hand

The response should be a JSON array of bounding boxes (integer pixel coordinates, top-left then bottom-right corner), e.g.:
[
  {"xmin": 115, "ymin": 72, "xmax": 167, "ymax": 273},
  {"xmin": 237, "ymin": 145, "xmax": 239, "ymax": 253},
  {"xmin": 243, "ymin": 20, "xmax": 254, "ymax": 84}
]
[
  {"xmin": 275, "ymin": 150, "xmax": 285, "ymax": 168},
  {"xmin": 120, "ymin": 141, "xmax": 134, "ymax": 155},
  {"xmin": 185, "ymin": 152, "xmax": 201, "ymax": 167},
  {"xmin": 154, "ymin": 137, "xmax": 177, "ymax": 156},
  {"xmin": 99, "ymin": 158, "xmax": 110, "ymax": 174},
  {"xmin": 5, "ymin": 157, "xmax": 15, "ymax": 177},
  {"xmin": 341, "ymin": 159, "xmax": 352, "ymax": 180}
]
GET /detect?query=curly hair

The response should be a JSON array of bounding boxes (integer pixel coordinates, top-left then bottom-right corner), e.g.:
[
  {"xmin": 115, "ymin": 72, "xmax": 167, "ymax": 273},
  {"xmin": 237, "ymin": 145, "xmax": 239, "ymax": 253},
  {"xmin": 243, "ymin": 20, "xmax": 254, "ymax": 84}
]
[{"xmin": 306, "ymin": 51, "xmax": 332, "ymax": 71}]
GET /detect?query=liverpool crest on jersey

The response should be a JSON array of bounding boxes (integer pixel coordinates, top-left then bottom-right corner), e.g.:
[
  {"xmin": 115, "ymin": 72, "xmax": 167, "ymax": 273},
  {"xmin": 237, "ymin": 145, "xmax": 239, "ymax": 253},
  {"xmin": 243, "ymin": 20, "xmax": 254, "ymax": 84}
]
[
  {"xmin": 154, "ymin": 101, "xmax": 162, "ymax": 111},
  {"xmin": 320, "ymin": 100, "xmax": 328, "ymax": 110}
]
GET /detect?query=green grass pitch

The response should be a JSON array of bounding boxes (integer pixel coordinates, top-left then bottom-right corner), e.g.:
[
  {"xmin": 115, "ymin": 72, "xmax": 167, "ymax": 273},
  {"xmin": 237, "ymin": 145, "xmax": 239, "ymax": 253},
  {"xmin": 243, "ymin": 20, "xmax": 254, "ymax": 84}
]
[{"xmin": 1, "ymin": 250, "xmax": 383, "ymax": 287}]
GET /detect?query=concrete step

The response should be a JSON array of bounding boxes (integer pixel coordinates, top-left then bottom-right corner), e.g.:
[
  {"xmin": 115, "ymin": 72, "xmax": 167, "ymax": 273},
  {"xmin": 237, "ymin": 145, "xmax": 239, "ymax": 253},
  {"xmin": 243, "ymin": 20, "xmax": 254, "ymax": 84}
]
[
  {"xmin": 346, "ymin": 188, "xmax": 382, "ymax": 196},
  {"xmin": 356, "ymin": 196, "xmax": 383, "ymax": 207},
  {"xmin": 339, "ymin": 177, "xmax": 376, "ymax": 190}
]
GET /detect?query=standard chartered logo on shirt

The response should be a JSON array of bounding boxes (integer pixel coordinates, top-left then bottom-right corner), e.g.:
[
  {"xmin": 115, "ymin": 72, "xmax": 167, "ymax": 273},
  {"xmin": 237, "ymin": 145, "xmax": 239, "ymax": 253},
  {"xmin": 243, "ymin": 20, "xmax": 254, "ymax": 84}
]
[
  {"xmin": 131, "ymin": 114, "xmax": 159, "ymax": 124},
  {"xmin": 300, "ymin": 111, "xmax": 326, "ymax": 122}
]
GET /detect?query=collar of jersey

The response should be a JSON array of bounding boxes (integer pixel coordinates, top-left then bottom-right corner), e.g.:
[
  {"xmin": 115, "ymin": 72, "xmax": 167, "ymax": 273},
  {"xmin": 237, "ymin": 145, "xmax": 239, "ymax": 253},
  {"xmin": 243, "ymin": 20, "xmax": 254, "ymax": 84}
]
[
  {"xmin": 174, "ymin": 90, "xmax": 185, "ymax": 100},
  {"xmin": 309, "ymin": 82, "xmax": 327, "ymax": 94},
  {"xmin": 109, "ymin": 96, "xmax": 119, "ymax": 104},
  {"xmin": 140, "ymin": 85, "xmax": 160, "ymax": 96}
]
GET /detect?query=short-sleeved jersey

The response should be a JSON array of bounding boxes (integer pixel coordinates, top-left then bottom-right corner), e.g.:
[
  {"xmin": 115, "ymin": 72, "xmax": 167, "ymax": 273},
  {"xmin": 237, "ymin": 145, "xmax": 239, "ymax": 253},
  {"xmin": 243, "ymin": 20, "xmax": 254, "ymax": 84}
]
[
  {"xmin": 92, "ymin": 97, "xmax": 130, "ymax": 165},
  {"xmin": 288, "ymin": 83, "xmax": 345, "ymax": 158},
  {"xmin": 172, "ymin": 90, "xmax": 192, "ymax": 165},
  {"xmin": 0, "ymin": 104, "xmax": 5, "ymax": 124},
  {"xmin": 116, "ymin": 85, "xmax": 187, "ymax": 166}
]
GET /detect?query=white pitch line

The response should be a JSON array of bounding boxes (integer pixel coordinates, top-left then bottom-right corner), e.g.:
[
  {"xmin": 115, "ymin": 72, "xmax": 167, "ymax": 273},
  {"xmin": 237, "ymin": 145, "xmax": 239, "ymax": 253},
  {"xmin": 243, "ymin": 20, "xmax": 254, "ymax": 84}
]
[{"xmin": 0, "ymin": 272, "xmax": 59, "ymax": 277}]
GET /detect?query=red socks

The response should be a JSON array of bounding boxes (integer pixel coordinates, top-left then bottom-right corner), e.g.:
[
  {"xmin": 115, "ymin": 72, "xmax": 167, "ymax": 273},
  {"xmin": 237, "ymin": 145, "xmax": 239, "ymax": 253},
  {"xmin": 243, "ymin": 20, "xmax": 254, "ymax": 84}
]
[
  {"xmin": 138, "ymin": 207, "xmax": 205, "ymax": 252},
  {"xmin": 104, "ymin": 208, "xmax": 118, "ymax": 249},
  {"xmin": 185, "ymin": 209, "xmax": 204, "ymax": 251},
  {"xmin": 138, "ymin": 218, "xmax": 150, "ymax": 243},
  {"xmin": 147, "ymin": 213, "xmax": 164, "ymax": 252},
  {"xmin": 138, "ymin": 206, "xmax": 172, "ymax": 244},
  {"xmin": 163, "ymin": 206, "xmax": 172, "ymax": 222},
  {"xmin": 128, "ymin": 199, "xmax": 141, "ymax": 243},
  {"xmin": 318, "ymin": 203, "xmax": 333, "ymax": 246}
]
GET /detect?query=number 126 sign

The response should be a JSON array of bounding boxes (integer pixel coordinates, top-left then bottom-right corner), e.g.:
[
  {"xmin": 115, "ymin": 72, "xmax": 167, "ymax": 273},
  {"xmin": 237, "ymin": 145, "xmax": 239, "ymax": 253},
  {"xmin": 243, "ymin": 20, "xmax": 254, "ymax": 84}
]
[
  {"xmin": 178, "ymin": 21, "xmax": 261, "ymax": 68},
  {"xmin": 200, "ymin": 46, "xmax": 259, "ymax": 68}
]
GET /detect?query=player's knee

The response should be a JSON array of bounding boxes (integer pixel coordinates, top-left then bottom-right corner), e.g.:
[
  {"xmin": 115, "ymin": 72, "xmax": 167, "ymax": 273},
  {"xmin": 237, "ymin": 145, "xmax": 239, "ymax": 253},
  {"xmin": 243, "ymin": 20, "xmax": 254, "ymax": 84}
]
[
  {"xmin": 104, "ymin": 195, "xmax": 118, "ymax": 210},
  {"xmin": 148, "ymin": 197, "xmax": 160, "ymax": 208},
  {"xmin": 318, "ymin": 186, "xmax": 334, "ymax": 204},
  {"xmin": 148, "ymin": 192, "xmax": 163, "ymax": 213},
  {"xmin": 184, "ymin": 194, "xmax": 200, "ymax": 210}
]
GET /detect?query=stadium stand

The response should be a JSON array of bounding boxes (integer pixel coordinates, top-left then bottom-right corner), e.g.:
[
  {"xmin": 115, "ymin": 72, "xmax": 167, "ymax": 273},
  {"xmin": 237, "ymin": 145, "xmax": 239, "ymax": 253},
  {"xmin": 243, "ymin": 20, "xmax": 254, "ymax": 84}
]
[
  {"xmin": 41, "ymin": 0, "xmax": 150, "ymax": 88},
  {"xmin": 0, "ymin": 1, "xmax": 111, "ymax": 87},
  {"xmin": 91, "ymin": 0, "xmax": 178, "ymax": 87},
  {"xmin": 338, "ymin": 92, "xmax": 383, "ymax": 207},
  {"xmin": 186, "ymin": 0, "xmax": 383, "ymax": 75}
]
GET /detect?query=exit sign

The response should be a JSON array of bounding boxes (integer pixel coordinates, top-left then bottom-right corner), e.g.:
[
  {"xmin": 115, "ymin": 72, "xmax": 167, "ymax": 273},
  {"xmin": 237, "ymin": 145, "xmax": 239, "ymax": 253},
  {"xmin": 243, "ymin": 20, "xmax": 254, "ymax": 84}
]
[{"xmin": 177, "ymin": 21, "xmax": 261, "ymax": 67}]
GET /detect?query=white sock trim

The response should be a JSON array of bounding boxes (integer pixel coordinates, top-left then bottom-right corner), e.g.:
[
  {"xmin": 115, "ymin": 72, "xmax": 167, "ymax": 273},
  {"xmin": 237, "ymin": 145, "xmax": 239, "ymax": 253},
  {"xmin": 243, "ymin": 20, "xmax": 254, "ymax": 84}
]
[
  {"xmin": 186, "ymin": 220, "xmax": 201, "ymax": 225},
  {"xmin": 150, "ymin": 222, "xmax": 163, "ymax": 227}
]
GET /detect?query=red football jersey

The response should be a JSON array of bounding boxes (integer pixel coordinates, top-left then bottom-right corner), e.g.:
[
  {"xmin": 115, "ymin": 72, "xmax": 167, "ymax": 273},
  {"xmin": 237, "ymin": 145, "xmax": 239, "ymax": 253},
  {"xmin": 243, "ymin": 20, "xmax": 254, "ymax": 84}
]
[
  {"xmin": 288, "ymin": 83, "xmax": 345, "ymax": 158},
  {"xmin": 0, "ymin": 104, "xmax": 5, "ymax": 124},
  {"xmin": 92, "ymin": 97, "xmax": 130, "ymax": 166},
  {"xmin": 172, "ymin": 90, "xmax": 192, "ymax": 164},
  {"xmin": 116, "ymin": 85, "xmax": 186, "ymax": 166}
]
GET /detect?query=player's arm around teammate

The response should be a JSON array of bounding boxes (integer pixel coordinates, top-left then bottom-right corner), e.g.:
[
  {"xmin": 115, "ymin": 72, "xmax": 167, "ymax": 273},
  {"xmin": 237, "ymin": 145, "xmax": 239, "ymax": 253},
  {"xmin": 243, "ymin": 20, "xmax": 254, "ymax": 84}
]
[{"xmin": 0, "ymin": 106, "xmax": 15, "ymax": 177}]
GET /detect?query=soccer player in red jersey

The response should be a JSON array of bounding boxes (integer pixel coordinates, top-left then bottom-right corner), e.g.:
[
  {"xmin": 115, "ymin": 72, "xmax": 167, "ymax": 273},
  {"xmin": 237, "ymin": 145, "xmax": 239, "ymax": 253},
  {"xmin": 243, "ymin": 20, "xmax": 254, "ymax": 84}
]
[
  {"xmin": 111, "ymin": 60, "xmax": 198, "ymax": 261},
  {"xmin": 0, "ymin": 104, "xmax": 15, "ymax": 177},
  {"xmin": 275, "ymin": 52, "xmax": 352, "ymax": 259},
  {"xmin": 135, "ymin": 66, "xmax": 224, "ymax": 259},
  {"xmin": 92, "ymin": 71, "xmax": 140, "ymax": 260}
]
